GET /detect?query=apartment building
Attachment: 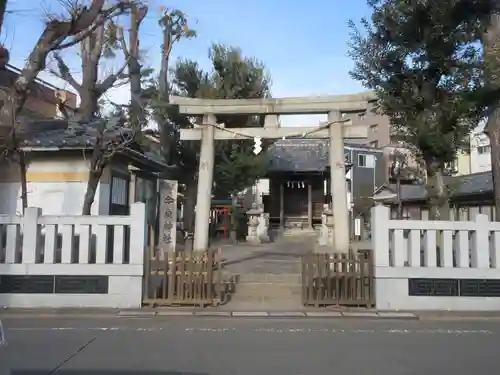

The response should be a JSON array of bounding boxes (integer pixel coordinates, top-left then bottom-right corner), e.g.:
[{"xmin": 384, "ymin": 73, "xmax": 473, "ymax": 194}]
[
  {"xmin": 342, "ymin": 101, "xmax": 422, "ymax": 181},
  {"xmin": 455, "ymin": 121, "xmax": 492, "ymax": 176},
  {"xmin": 0, "ymin": 64, "xmax": 77, "ymax": 121}
]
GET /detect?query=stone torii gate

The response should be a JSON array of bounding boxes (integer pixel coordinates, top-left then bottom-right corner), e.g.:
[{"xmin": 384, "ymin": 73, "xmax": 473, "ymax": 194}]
[{"xmin": 172, "ymin": 92, "xmax": 376, "ymax": 253}]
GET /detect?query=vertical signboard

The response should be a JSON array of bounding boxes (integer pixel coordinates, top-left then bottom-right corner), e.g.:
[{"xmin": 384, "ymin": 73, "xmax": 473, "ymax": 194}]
[{"xmin": 159, "ymin": 179, "xmax": 178, "ymax": 254}]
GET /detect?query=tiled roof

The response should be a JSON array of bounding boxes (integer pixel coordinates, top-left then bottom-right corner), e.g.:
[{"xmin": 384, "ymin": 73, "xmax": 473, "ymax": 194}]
[
  {"xmin": 16, "ymin": 119, "xmax": 167, "ymax": 168},
  {"xmin": 267, "ymin": 139, "xmax": 328, "ymax": 172},
  {"xmin": 18, "ymin": 119, "xmax": 131, "ymax": 149},
  {"xmin": 384, "ymin": 171, "xmax": 493, "ymax": 202},
  {"xmin": 266, "ymin": 139, "xmax": 380, "ymax": 172}
]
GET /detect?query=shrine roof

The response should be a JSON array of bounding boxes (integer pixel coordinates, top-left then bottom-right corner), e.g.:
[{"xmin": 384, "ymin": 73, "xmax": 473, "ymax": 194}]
[
  {"xmin": 266, "ymin": 139, "xmax": 380, "ymax": 172},
  {"xmin": 267, "ymin": 139, "xmax": 328, "ymax": 172}
]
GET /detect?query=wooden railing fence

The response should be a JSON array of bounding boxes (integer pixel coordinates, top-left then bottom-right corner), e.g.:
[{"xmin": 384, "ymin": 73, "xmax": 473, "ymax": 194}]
[{"xmin": 301, "ymin": 251, "xmax": 374, "ymax": 307}]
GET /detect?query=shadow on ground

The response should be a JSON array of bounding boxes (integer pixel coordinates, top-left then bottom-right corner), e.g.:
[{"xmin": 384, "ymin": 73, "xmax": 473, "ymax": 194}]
[
  {"xmin": 12, "ymin": 372, "xmax": 211, "ymax": 375},
  {"xmin": 221, "ymin": 236, "xmax": 314, "ymax": 275}
]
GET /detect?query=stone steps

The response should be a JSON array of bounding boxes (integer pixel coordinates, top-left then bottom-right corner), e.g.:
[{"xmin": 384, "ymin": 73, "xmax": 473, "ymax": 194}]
[
  {"xmin": 236, "ymin": 273, "xmax": 302, "ymax": 284},
  {"xmin": 234, "ymin": 282, "xmax": 302, "ymax": 297},
  {"xmin": 229, "ymin": 272, "xmax": 303, "ymax": 305}
]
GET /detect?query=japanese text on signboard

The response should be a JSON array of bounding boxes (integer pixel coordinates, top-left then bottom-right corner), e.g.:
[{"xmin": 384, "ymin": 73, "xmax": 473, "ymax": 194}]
[{"xmin": 159, "ymin": 180, "xmax": 178, "ymax": 251}]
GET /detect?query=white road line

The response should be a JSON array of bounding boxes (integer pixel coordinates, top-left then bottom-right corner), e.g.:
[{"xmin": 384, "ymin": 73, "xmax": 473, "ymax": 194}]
[{"xmin": 2, "ymin": 327, "xmax": 495, "ymax": 335}]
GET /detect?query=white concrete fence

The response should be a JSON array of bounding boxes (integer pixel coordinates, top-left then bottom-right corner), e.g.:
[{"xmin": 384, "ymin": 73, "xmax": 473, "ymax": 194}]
[
  {"xmin": 0, "ymin": 203, "xmax": 147, "ymax": 308},
  {"xmin": 372, "ymin": 205, "xmax": 500, "ymax": 311}
]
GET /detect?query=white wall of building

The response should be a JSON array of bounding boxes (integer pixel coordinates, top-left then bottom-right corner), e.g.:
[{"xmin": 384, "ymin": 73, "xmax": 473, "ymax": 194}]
[
  {"xmin": 468, "ymin": 121, "xmax": 492, "ymax": 174},
  {"xmin": 0, "ymin": 157, "xmax": 110, "ymax": 216}
]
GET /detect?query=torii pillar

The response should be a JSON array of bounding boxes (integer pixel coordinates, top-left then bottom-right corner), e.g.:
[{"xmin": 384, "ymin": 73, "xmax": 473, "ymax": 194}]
[
  {"xmin": 328, "ymin": 110, "xmax": 350, "ymax": 252},
  {"xmin": 173, "ymin": 92, "xmax": 375, "ymax": 253},
  {"xmin": 193, "ymin": 114, "xmax": 216, "ymax": 252}
]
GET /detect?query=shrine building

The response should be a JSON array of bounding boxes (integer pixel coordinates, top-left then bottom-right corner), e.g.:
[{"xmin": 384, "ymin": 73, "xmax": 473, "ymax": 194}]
[{"xmin": 260, "ymin": 139, "xmax": 386, "ymax": 230}]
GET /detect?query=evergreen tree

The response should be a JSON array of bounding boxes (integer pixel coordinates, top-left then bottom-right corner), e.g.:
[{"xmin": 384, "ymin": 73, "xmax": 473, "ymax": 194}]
[
  {"xmin": 349, "ymin": 0, "xmax": 488, "ymax": 219},
  {"xmin": 163, "ymin": 44, "xmax": 271, "ymax": 238}
]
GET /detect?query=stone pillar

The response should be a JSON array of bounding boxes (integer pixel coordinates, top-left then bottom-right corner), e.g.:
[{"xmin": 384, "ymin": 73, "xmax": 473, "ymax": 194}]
[
  {"xmin": 318, "ymin": 208, "xmax": 334, "ymax": 246},
  {"xmin": 193, "ymin": 114, "xmax": 215, "ymax": 251},
  {"xmin": 279, "ymin": 181, "xmax": 284, "ymax": 229},
  {"xmin": 307, "ymin": 181, "xmax": 313, "ymax": 229},
  {"xmin": 258, "ymin": 212, "xmax": 270, "ymax": 243},
  {"xmin": 328, "ymin": 111, "xmax": 349, "ymax": 253}
]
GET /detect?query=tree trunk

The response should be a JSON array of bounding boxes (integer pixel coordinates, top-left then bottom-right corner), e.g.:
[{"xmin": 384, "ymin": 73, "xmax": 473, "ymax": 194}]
[
  {"xmin": 82, "ymin": 171, "xmax": 101, "ymax": 215},
  {"xmin": 128, "ymin": 4, "xmax": 147, "ymax": 131},
  {"xmin": 157, "ymin": 18, "xmax": 173, "ymax": 163},
  {"xmin": 82, "ymin": 126, "xmax": 106, "ymax": 215},
  {"xmin": 19, "ymin": 151, "xmax": 27, "ymax": 213},
  {"xmin": 0, "ymin": 0, "xmax": 8, "ymax": 40},
  {"xmin": 484, "ymin": 13, "xmax": 500, "ymax": 221},
  {"xmin": 425, "ymin": 167, "xmax": 450, "ymax": 221},
  {"xmin": 230, "ymin": 194, "xmax": 238, "ymax": 243},
  {"xmin": 487, "ymin": 113, "xmax": 500, "ymax": 220}
]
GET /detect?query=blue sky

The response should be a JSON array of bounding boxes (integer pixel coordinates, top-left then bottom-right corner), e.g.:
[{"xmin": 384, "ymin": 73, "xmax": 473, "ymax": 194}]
[{"xmin": 3, "ymin": 0, "xmax": 371, "ymax": 126}]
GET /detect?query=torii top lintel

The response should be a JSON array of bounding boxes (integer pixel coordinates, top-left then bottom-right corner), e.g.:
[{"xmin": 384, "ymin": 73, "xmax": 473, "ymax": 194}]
[{"xmin": 170, "ymin": 91, "xmax": 376, "ymax": 115}]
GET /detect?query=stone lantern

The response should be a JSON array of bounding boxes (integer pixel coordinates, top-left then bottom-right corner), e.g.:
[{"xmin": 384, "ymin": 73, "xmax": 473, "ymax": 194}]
[{"xmin": 246, "ymin": 203, "xmax": 269, "ymax": 244}]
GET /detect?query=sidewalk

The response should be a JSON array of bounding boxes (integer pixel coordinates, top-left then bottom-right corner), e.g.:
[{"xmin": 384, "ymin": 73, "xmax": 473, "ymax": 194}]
[{"xmin": 2, "ymin": 307, "xmax": 500, "ymax": 320}]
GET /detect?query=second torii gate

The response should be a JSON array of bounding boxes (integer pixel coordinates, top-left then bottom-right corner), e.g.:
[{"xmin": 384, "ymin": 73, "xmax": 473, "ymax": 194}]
[{"xmin": 173, "ymin": 92, "xmax": 376, "ymax": 253}]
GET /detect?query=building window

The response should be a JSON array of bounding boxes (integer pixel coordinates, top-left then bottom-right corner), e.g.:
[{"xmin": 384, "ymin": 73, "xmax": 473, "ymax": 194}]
[
  {"xmin": 358, "ymin": 154, "xmax": 366, "ymax": 167},
  {"xmin": 358, "ymin": 153, "xmax": 375, "ymax": 168},
  {"xmin": 478, "ymin": 145, "xmax": 491, "ymax": 154},
  {"xmin": 370, "ymin": 140, "xmax": 379, "ymax": 148},
  {"xmin": 111, "ymin": 176, "xmax": 128, "ymax": 205},
  {"xmin": 346, "ymin": 179, "xmax": 352, "ymax": 193},
  {"xmin": 359, "ymin": 112, "xmax": 366, "ymax": 121},
  {"xmin": 370, "ymin": 124, "xmax": 378, "ymax": 132}
]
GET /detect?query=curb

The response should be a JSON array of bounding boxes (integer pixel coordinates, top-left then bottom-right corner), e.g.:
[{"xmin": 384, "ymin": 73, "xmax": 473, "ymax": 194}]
[
  {"xmin": 0, "ymin": 311, "xmax": 418, "ymax": 320},
  {"xmin": 115, "ymin": 311, "xmax": 419, "ymax": 319},
  {"xmin": 4, "ymin": 311, "xmax": 500, "ymax": 321}
]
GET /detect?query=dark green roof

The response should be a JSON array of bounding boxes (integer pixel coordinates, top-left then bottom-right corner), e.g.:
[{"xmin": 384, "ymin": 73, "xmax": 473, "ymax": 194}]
[
  {"xmin": 16, "ymin": 119, "xmax": 168, "ymax": 171},
  {"xmin": 267, "ymin": 139, "xmax": 380, "ymax": 172},
  {"xmin": 382, "ymin": 171, "xmax": 493, "ymax": 202}
]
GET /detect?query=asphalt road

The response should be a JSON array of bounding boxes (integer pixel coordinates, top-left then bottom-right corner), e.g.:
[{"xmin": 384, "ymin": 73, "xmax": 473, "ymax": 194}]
[{"xmin": 0, "ymin": 317, "xmax": 499, "ymax": 375}]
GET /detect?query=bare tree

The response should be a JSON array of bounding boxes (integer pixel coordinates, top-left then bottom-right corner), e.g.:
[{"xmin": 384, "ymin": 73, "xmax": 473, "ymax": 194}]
[
  {"xmin": 53, "ymin": 1, "xmax": 149, "ymax": 215},
  {"xmin": 123, "ymin": 3, "xmax": 148, "ymax": 131},
  {"xmin": 0, "ymin": 0, "xmax": 132, "ymax": 213},
  {"xmin": 155, "ymin": 8, "xmax": 196, "ymax": 163}
]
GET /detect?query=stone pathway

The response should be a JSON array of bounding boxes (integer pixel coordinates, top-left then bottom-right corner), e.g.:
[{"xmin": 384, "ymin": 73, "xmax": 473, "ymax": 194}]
[{"xmin": 221, "ymin": 235, "xmax": 314, "ymax": 275}]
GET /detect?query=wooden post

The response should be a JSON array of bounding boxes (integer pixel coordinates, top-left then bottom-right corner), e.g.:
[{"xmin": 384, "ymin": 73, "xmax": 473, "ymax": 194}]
[
  {"xmin": 279, "ymin": 181, "xmax": 284, "ymax": 229},
  {"xmin": 307, "ymin": 181, "xmax": 313, "ymax": 229}
]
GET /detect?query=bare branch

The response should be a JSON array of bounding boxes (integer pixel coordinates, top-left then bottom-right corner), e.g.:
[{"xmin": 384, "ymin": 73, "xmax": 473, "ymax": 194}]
[
  {"xmin": 92, "ymin": 24, "xmax": 105, "ymax": 58},
  {"xmin": 52, "ymin": 0, "xmax": 132, "ymax": 51},
  {"xmin": 96, "ymin": 59, "xmax": 129, "ymax": 94},
  {"xmin": 53, "ymin": 53, "xmax": 82, "ymax": 91},
  {"xmin": 116, "ymin": 25, "xmax": 129, "ymax": 58},
  {"xmin": 55, "ymin": 94, "xmax": 71, "ymax": 120},
  {"xmin": 130, "ymin": 5, "xmax": 147, "ymax": 56}
]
